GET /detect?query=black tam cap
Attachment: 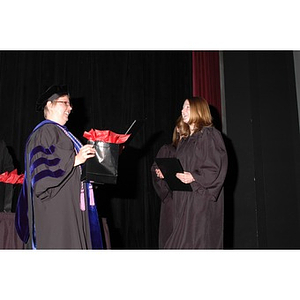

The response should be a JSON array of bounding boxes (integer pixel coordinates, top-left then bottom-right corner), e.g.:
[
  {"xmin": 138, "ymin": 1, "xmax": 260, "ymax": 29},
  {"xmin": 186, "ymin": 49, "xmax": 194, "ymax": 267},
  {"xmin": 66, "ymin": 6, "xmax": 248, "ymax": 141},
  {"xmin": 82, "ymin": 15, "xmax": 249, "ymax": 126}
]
[{"xmin": 36, "ymin": 85, "xmax": 69, "ymax": 112}]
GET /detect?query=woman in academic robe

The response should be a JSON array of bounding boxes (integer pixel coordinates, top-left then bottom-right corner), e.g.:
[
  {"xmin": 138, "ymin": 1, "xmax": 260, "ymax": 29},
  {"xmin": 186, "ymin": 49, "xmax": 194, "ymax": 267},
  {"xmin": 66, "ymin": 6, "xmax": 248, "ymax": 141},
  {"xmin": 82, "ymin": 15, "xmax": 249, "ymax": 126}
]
[
  {"xmin": 15, "ymin": 85, "xmax": 103, "ymax": 249},
  {"xmin": 155, "ymin": 97, "xmax": 228, "ymax": 249}
]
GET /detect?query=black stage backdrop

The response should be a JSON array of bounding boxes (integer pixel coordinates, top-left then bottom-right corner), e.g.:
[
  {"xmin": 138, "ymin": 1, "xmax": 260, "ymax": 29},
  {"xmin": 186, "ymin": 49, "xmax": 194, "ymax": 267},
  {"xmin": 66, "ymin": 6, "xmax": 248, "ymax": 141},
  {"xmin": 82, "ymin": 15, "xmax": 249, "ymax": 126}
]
[
  {"xmin": 1, "ymin": 50, "xmax": 300, "ymax": 250},
  {"xmin": 223, "ymin": 51, "xmax": 300, "ymax": 249},
  {"xmin": 0, "ymin": 50, "xmax": 192, "ymax": 249}
]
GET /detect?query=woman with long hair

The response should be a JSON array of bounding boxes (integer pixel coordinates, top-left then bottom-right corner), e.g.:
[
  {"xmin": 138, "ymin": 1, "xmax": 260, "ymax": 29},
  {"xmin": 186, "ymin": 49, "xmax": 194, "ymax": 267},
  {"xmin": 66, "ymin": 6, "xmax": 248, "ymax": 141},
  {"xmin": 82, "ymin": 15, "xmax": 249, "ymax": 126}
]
[{"xmin": 156, "ymin": 97, "xmax": 228, "ymax": 249}]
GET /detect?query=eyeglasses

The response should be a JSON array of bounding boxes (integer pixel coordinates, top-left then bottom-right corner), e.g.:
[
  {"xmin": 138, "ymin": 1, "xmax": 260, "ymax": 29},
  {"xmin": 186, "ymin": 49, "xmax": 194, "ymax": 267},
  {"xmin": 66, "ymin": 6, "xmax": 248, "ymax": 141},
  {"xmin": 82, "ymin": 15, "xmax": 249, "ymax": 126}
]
[{"xmin": 53, "ymin": 100, "xmax": 72, "ymax": 108}]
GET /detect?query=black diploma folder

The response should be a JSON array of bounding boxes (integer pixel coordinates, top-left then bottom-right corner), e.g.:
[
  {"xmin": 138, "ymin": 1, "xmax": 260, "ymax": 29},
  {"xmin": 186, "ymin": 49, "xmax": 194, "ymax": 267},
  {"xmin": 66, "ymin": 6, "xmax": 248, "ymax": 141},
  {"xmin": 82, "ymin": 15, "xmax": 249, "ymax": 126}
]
[{"xmin": 155, "ymin": 158, "xmax": 192, "ymax": 191}]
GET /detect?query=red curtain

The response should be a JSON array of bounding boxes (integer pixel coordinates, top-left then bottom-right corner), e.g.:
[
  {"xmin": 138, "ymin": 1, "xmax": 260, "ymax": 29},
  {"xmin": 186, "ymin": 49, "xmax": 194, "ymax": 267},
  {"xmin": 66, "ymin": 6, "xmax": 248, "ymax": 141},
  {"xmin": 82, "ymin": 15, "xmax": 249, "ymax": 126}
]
[{"xmin": 192, "ymin": 51, "xmax": 222, "ymax": 116}]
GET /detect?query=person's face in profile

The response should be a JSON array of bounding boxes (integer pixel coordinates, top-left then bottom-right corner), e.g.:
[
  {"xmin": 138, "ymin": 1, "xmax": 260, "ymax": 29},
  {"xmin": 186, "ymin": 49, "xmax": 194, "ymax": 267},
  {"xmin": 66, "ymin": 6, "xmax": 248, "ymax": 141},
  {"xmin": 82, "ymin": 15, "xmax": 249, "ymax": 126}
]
[
  {"xmin": 181, "ymin": 99, "xmax": 190, "ymax": 124},
  {"xmin": 48, "ymin": 95, "xmax": 72, "ymax": 125}
]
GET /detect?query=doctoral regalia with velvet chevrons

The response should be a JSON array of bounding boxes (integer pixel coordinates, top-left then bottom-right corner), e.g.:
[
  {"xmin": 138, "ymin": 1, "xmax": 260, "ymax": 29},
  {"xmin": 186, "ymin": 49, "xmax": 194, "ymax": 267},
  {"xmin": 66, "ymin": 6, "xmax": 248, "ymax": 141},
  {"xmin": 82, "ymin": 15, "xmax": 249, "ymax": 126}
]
[{"xmin": 15, "ymin": 120, "xmax": 103, "ymax": 249}]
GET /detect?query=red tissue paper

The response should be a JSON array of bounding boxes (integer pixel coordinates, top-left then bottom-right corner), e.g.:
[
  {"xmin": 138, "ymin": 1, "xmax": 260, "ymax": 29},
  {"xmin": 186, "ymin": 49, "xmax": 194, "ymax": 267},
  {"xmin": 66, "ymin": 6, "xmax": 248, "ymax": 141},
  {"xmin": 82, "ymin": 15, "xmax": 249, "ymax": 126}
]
[
  {"xmin": 0, "ymin": 169, "xmax": 24, "ymax": 184},
  {"xmin": 83, "ymin": 129, "xmax": 131, "ymax": 144}
]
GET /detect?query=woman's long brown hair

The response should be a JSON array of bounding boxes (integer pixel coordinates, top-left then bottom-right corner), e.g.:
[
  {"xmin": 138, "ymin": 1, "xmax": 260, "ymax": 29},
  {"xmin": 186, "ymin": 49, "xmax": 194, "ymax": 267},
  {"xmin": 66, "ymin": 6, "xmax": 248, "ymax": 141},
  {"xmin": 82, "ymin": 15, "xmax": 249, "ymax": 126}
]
[
  {"xmin": 172, "ymin": 116, "xmax": 190, "ymax": 147},
  {"xmin": 186, "ymin": 97, "xmax": 213, "ymax": 132}
]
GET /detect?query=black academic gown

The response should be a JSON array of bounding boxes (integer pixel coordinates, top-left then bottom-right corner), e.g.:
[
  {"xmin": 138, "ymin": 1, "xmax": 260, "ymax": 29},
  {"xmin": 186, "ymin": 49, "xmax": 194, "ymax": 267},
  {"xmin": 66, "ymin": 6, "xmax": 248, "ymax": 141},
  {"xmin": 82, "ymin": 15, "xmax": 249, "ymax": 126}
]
[
  {"xmin": 151, "ymin": 144, "xmax": 176, "ymax": 249},
  {"xmin": 24, "ymin": 124, "xmax": 92, "ymax": 249},
  {"xmin": 164, "ymin": 127, "xmax": 228, "ymax": 249}
]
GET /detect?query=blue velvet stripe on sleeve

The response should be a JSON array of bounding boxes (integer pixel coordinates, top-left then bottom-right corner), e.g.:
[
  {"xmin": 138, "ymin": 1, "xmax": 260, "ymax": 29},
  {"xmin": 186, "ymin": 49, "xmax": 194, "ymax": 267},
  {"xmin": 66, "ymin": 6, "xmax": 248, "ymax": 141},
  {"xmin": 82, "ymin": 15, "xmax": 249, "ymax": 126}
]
[
  {"xmin": 30, "ymin": 157, "xmax": 60, "ymax": 174},
  {"xmin": 32, "ymin": 169, "xmax": 65, "ymax": 186},
  {"xmin": 29, "ymin": 145, "xmax": 65, "ymax": 185},
  {"xmin": 30, "ymin": 145, "xmax": 56, "ymax": 161}
]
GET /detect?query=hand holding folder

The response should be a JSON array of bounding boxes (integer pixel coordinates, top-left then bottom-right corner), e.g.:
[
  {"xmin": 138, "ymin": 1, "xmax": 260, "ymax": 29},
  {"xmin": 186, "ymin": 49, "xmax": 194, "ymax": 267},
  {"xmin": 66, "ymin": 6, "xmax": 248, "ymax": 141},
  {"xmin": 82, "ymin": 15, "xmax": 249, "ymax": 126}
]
[{"xmin": 155, "ymin": 158, "xmax": 192, "ymax": 191}]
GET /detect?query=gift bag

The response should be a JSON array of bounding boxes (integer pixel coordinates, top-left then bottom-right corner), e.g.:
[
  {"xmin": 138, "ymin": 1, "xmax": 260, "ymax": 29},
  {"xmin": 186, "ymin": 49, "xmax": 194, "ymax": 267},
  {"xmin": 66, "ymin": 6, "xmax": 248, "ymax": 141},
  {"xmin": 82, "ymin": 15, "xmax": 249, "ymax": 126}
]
[
  {"xmin": 0, "ymin": 169, "xmax": 24, "ymax": 212},
  {"xmin": 82, "ymin": 129, "xmax": 131, "ymax": 184}
]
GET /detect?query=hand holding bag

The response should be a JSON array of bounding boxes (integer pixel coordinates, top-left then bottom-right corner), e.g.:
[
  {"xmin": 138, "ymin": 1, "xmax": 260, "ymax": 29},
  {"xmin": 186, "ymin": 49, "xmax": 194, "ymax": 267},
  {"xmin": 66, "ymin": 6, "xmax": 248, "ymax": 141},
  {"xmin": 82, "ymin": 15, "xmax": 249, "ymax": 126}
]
[{"xmin": 82, "ymin": 129, "xmax": 131, "ymax": 184}]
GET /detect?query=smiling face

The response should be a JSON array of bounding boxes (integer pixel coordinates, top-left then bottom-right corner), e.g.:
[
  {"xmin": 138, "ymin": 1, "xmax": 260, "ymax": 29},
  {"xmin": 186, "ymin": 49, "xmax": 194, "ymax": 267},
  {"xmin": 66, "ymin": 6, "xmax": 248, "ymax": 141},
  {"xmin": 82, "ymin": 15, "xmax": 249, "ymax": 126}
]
[
  {"xmin": 181, "ymin": 99, "xmax": 190, "ymax": 124},
  {"xmin": 45, "ymin": 95, "xmax": 72, "ymax": 125}
]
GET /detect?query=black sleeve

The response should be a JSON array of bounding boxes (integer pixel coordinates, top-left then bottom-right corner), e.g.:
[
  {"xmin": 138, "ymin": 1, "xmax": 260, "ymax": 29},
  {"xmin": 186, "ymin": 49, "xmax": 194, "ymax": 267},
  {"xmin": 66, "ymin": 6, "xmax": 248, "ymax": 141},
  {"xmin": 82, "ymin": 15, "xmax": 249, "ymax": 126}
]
[{"xmin": 28, "ymin": 125, "xmax": 77, "ymax": 201}]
